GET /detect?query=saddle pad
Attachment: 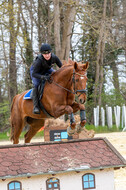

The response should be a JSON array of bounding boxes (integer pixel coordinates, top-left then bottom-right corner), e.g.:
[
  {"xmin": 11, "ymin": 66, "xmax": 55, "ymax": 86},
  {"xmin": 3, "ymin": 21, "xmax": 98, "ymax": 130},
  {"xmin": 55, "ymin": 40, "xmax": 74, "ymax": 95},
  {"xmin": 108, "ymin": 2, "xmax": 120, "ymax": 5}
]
[{"xmin": 23, "ymin": 89, "xmax": 32, "ymax": 100}]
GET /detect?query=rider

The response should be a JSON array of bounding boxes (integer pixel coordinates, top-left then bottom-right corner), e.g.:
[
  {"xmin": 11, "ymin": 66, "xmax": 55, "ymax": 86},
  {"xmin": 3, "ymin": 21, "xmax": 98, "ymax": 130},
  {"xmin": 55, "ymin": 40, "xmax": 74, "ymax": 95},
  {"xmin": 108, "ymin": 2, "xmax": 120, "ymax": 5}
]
[{"xmin": 30, "ymin": 43, "xmax": 62, "ymax": 114}]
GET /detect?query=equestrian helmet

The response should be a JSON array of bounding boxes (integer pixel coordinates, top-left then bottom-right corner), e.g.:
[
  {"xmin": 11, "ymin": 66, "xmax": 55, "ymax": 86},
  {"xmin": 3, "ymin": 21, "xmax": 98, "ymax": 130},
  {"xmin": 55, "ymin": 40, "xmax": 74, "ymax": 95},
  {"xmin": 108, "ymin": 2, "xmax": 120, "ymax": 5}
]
[{"xmin": 40, "ymin": 43, "xmax": 52, "ymax": 54}]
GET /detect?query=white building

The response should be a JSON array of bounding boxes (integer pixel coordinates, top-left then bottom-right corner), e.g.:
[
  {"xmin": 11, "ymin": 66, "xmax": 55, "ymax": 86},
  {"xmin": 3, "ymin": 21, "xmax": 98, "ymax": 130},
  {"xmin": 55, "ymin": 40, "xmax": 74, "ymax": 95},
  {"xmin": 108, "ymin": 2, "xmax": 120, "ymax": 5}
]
[{"xmin": 0, "ymin": 138, "xmax": 126, "ymax": 190}]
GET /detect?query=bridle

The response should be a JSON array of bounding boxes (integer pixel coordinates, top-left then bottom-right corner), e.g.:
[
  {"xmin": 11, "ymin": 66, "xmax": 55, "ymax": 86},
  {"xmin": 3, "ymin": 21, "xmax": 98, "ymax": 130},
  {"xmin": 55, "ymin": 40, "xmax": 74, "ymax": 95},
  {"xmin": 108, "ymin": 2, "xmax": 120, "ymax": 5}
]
[
  {"xmin": 49, "ymin": 69, "xmax": 87, "ymax": 97},
  {"xmin": 72, "ymin": 69, "xmax": 87, "ymax": 97}
]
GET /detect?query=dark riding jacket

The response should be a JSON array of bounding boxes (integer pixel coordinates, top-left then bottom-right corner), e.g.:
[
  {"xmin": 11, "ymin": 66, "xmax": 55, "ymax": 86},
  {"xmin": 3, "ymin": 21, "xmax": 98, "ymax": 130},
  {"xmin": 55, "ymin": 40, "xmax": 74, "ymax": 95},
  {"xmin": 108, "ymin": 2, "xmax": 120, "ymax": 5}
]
[{"xmin": 31, "ymin": 53, "xmax": 62, "ymax": 79}]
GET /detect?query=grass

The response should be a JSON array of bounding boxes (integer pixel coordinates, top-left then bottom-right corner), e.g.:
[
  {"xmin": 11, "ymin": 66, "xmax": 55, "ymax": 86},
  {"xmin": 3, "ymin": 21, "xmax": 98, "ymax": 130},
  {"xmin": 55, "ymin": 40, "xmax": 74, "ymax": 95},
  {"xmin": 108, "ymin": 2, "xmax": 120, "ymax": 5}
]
[
  {"xmin": 0, "ymin": 125, "xmax": 123, "ymax": 142},
  {"xmin": 86, "ymin": 124, "xmax": 122, "ymax": 133},
  {"xmin": 0, "ymin": 132, "xmax": 10, "ymax": 141},
  {"xmin": 0, "ymin": 130, "xmax": 44, "ymax": 142}
]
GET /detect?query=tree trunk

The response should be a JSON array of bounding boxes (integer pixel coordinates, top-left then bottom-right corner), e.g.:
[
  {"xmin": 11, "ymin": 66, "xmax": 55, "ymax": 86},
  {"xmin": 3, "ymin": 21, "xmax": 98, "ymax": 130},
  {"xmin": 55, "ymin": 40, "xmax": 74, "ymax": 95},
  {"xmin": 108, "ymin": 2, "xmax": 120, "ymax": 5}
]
[
  {"xmin": 24, "ymin": 33, "xmax": 33, "ymax": 90},
  {"xmin": 110, "ymin": 63, "xmax": 120, "ymax": 90},
  {"xmin": 94, "ymin": 0, "xmax": 107, "ymax": 106},
  {"xmin": 53, "ymin": 0, "xmax": 78, "ymax": 60},
  {"xmin": 98, "ymin": 65, "xmax": 104, "ymax": 106},
  {"xmin": 53, "ymin": 0, "xmax": 61, "ymax": 58},
  {"xmin": 20, "ymin": 5, "xmax": 33, "ymax": 90},
  {"xmin": 38, "ymin": 0, "xmax": 44, "ymax": 48},
  {"xmin": 8, "ymin": 0, "xmax": 18, "ymax": 102},
  {"xmin": 122, "ymin": 0, "xmax": 126, "ymax": 60},
  {"xmin": 61, "ymin": 0, "xmax": 78, "ymax": 60},
  {"xmin": 0, "ymin": 81, "xmax": 3, "ymax": 103},
  {"xmin": 38, "ymin": 0, "xmax": 52, "ymax": 47}
]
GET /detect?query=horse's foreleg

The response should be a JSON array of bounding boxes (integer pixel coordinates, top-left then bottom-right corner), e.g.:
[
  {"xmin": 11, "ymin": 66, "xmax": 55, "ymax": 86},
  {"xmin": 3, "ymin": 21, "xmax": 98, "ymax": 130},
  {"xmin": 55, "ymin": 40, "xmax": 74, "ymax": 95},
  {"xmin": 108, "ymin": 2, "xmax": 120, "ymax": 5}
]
[
  {"xmin": 53, "ymin": 105, "xmax": 76, "ymax": 135},
  {"xmin": 25, "ymin": 119, "xmax": 45, "ymax": 143},
  {"xmin": 64, "ymin": 106, "xmax": 76, "ymax": 135},
  {"xmin": 69, "ymin": 112, "xmax": 76, "ymax": 129},
  {"xmin": 80, "ymin": 110, "xmax": 86, "ymax": 126},
  {"xmin": 67, "ymin": 112, "xmax": 76, "ymax": 136},
  {"xmin": 53, "ymin": 105, "xmax": 74, "ymax": 117},
  {"xmin": 54, "ymin": 105, "xmax": 76, "ymax": 127},
  {"xmin": 79, "ymin": 104, "xmax": 86, "ymax": 127},
  {"xmin": 71, "ymin": 102, "xmax": 86, "ymax": 130}
]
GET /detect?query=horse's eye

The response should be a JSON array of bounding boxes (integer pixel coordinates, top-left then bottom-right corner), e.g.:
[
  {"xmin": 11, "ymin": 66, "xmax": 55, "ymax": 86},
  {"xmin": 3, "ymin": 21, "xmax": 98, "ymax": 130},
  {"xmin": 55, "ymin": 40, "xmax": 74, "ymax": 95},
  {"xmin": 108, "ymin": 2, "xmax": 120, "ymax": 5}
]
[{"xmin": 76, "ymin": 79, "xmax": 79, "ymax": 82}]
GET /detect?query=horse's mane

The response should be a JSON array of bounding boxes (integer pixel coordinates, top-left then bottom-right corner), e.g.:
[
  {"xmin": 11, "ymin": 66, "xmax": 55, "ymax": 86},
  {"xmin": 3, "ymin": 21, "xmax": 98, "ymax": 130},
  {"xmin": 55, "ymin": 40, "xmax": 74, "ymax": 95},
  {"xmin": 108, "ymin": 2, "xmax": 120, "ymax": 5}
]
[
  {"xmin": 61, "ymin": 64, "xmax": 73, "ymax": 68},
  {"xmin": 51, "ymin": 59, "xmax": 88, "ymax": 78},
  {"xmin": 51, "ymin": 63, "xmax": 73, "ymax": 77}
]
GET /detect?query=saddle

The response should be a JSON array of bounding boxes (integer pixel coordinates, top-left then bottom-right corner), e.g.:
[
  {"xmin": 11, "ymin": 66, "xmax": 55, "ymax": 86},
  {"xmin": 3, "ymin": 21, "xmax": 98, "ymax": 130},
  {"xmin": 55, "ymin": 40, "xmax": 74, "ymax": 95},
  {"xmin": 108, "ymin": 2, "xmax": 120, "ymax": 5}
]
[
  {"xmin": 23, "ymin": 81, "xmax": 46, "ymax": 100},
  {"xmin": 23, "ymin": 81, "xmax": 53, "ymax": 118}
]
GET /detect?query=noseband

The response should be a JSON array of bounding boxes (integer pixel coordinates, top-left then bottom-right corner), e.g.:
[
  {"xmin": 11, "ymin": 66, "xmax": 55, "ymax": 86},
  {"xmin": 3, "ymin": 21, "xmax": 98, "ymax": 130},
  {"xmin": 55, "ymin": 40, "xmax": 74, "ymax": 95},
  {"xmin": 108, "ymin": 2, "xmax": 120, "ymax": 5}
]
[{"xmin": 50, "ymin": 69, "xmax": 87, "ymax": 96}]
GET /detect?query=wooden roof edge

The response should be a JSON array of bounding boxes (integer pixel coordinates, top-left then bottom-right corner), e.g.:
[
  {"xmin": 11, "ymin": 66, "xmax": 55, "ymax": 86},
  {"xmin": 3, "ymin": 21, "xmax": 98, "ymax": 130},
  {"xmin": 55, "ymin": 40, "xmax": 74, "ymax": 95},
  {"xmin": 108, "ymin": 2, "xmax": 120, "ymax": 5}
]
[{"xmin": 0, "ymin": 137, "xmax": 106, "ymax": 149}]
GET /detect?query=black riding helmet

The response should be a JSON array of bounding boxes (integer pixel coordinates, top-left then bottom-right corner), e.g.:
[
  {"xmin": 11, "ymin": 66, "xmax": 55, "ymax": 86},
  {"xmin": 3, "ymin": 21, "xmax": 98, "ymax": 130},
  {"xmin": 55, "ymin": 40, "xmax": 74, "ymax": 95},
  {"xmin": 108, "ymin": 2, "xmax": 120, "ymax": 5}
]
[{"xmin": 40, "ymin": 43, "xmax": 52, "ymax": 54}]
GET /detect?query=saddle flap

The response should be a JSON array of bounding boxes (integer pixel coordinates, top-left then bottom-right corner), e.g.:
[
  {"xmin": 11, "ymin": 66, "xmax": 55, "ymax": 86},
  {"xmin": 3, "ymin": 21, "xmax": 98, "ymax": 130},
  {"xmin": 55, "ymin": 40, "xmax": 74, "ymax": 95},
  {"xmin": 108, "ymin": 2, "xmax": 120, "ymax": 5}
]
[
  {"xmin": 23, "ymin": 80, "xmax": 46, "ymax": 100},
  {"xmin": 23, "ymin": 89, "xmax": 32, "ymax": 100}
]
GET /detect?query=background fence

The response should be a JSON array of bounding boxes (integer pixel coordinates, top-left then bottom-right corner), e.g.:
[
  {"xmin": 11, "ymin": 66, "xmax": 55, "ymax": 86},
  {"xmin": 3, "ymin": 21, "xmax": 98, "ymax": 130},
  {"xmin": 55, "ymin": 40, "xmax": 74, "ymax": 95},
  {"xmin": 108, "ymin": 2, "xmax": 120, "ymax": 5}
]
[{"xmin": 94, "ymin": 105, "xmax": 126, "ymax": 131}]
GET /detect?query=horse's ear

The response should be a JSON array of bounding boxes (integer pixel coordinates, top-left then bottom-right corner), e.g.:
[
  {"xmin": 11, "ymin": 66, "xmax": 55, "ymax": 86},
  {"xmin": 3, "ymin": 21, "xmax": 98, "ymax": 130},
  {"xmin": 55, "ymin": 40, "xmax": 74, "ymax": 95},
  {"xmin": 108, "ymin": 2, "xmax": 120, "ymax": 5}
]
[
  {"xmin": 74, "ymin": 62, "xmax": 79, "ymax": 71},
  {"xmin": 83, "ymin": 62, "xmax": 89, "ymax": 70}
]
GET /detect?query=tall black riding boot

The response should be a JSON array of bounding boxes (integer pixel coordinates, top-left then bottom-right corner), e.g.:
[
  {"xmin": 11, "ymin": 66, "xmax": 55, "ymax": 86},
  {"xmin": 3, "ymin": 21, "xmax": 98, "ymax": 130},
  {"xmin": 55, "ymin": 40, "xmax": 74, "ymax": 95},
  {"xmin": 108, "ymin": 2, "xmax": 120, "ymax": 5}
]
[{"xmin": 32, "ymin": 87, "xmax": 40, "ymax": 114}]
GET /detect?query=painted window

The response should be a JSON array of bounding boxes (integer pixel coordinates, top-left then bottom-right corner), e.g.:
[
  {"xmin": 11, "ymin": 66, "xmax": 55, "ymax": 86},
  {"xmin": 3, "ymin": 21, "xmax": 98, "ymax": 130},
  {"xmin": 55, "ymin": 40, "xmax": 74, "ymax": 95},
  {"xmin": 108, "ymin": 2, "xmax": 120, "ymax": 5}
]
[
  {"xmin": 8, "ymin": 181, "xmax": 21, "ymax": 190},
  {"xmin": 46, "ymin": 177, "xmax": 60, "ymax": 190},
  {"xmin": 82, "ymin": 173, "xmax": 95, "ymax": 189}
]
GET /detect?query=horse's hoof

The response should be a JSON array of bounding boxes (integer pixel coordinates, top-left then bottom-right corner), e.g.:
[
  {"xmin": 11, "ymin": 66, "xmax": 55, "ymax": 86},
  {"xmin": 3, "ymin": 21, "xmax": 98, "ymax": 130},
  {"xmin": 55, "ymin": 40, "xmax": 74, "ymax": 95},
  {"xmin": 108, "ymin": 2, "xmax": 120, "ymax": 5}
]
[
  {"xmin": 71, "ymin": 122, "xmax": 76, "ymax": 129},
  {"xmin": 80, "ymin": 120, "xmax": 86, "ymax": 127},
  {"xmin": 76, "ymin": 124, "xmax": 85, "ymax": 134},
  {"xmin": 67, "ymin": 126, "xmax": 75, "ymax": 136}
]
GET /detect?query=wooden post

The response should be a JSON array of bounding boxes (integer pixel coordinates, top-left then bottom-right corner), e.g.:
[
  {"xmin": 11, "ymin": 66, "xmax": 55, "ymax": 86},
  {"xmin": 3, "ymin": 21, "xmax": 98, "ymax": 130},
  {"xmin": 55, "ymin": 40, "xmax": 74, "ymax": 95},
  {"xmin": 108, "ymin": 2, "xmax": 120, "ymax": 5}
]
[
  {"xmin": 122, "ymin": 105, "xmax": 126, "ymax": 131},
  {"xmin": 101, "ymin": 107, "xmax": 105, "ymax": 126},
  {"xmin": 114, "ymin": 106, "xmax": 121, "ymax": 128},
  {"xmin": 106, "ymin": 105, "xmax": 112, "ymax": 128},
  {"xmin": 94, "ymin": 106, "xmax": 99, "ymax": 127}
]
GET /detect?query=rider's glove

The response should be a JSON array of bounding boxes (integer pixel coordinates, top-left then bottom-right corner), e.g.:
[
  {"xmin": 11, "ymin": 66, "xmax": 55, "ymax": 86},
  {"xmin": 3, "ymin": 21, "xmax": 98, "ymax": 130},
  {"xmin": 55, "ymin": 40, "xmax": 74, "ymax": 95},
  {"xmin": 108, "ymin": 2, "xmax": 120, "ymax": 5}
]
[{"xmin": 41, "ymin": 75, "xmax": 50, "ymax": 81}]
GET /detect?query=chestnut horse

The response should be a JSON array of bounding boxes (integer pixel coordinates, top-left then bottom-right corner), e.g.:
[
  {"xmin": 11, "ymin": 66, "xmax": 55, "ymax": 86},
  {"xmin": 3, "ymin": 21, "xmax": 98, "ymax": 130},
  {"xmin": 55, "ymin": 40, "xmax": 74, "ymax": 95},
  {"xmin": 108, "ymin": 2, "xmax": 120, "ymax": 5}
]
[{"xmin": 10, "ymin": 60, "xmax": 88, "ymax": 144}]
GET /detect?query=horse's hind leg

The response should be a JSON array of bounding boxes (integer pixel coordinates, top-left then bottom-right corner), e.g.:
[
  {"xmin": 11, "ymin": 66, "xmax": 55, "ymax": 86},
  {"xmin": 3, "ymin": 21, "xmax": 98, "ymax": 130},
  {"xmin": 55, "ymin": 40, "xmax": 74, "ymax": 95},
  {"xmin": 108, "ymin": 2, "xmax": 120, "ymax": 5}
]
[
  {"xmin": 11, "ymin": 118, "xmax": 24, "ymax": 144},
  {"xmin": 25, "ymin": 118, "xmax": 45, "ymax": 143},
  {"xmin": 10, "ymin": 95, "xmax": 25, "ymax": 144}
]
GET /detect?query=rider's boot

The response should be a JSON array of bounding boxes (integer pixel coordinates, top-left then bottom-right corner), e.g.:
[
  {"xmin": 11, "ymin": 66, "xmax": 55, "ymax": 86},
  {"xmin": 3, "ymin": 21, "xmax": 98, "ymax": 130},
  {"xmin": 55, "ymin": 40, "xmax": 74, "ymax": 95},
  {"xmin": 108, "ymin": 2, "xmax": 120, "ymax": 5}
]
[{"xmin": 32, "ymin": 87, "xmax": 40, "ymax": 114}]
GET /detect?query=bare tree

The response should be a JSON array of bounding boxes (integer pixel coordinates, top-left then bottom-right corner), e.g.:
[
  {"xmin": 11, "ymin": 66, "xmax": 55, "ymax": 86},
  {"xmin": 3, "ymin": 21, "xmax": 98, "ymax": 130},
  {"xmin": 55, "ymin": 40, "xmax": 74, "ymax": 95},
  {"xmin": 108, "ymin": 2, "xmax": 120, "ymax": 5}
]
[
  {"xmin": 53, "ymin": 0, "xmax": 61, "ymax": 57},
  {"xmin": 93, "ymin": 0, "xmax": 107, "ymax": 106},
  {"xmin": 8, "ymin": 0, "xmax": 20, "ymax": 102},
  {"xmin": 53, "ymin": 0, "xmax": 79, "ymax": 60}
]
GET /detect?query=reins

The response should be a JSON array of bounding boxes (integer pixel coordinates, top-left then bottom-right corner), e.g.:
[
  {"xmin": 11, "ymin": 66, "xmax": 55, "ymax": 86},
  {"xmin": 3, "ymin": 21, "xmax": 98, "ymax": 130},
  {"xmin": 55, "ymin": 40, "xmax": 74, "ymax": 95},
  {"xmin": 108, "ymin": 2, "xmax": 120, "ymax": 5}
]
[{"xmin": 49, "ymin": 69, "xmax": 87, "ymax": 96}]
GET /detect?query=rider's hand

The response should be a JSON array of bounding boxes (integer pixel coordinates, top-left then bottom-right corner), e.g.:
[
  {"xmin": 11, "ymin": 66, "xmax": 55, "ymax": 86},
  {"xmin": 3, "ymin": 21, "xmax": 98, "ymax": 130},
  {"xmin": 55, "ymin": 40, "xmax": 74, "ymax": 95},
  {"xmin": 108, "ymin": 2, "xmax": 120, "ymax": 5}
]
[{"xmin": 41, "ymin": 75, "xmax": 50, "ymax": 81}]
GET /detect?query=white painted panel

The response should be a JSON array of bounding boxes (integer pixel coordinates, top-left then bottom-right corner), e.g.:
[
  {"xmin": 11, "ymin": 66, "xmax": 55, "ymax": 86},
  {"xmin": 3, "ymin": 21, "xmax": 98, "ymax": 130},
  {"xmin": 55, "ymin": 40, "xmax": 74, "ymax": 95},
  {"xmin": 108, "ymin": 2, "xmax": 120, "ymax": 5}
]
[{"xmin": 0, "ymin": 168, "xmax": 115, "ymax": 190}]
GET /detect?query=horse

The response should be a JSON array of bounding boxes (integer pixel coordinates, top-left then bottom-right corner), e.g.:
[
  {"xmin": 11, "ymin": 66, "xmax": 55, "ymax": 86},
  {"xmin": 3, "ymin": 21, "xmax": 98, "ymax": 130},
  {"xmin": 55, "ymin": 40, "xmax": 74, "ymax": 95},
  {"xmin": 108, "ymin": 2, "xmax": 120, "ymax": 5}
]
[{"xmin": 10, "ymin": 60, "xmax": 89, "ymax": 144}]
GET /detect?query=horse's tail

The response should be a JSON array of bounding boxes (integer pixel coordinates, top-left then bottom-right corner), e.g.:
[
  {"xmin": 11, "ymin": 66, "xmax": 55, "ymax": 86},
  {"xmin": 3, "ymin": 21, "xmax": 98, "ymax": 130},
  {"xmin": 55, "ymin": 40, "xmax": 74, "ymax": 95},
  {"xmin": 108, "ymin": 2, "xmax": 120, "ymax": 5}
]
[{"xmin": 10, "ymin": 95, "xmax": 17, "ymax": 142}]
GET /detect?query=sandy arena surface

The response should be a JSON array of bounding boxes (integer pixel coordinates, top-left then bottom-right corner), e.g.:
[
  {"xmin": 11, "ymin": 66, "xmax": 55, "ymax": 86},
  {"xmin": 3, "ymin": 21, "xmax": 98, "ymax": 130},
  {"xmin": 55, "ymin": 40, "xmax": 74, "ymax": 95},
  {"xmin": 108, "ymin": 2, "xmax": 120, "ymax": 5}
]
[
  {"xmin": 0, "ymin": 132, "xmax": 126, "ymax": 190},
  {"xmin": 95, "ymin": 132, "xmax": 126, "ymax": 190}
]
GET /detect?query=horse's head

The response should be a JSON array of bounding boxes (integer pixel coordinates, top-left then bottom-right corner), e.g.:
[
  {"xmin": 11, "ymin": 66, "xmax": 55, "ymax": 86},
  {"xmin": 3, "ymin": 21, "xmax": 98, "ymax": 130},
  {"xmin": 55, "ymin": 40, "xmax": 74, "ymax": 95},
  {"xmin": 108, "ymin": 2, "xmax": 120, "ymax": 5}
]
[{"xmin": 73, "ymin": 61, "xmax": 89, "ymax": 104}]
